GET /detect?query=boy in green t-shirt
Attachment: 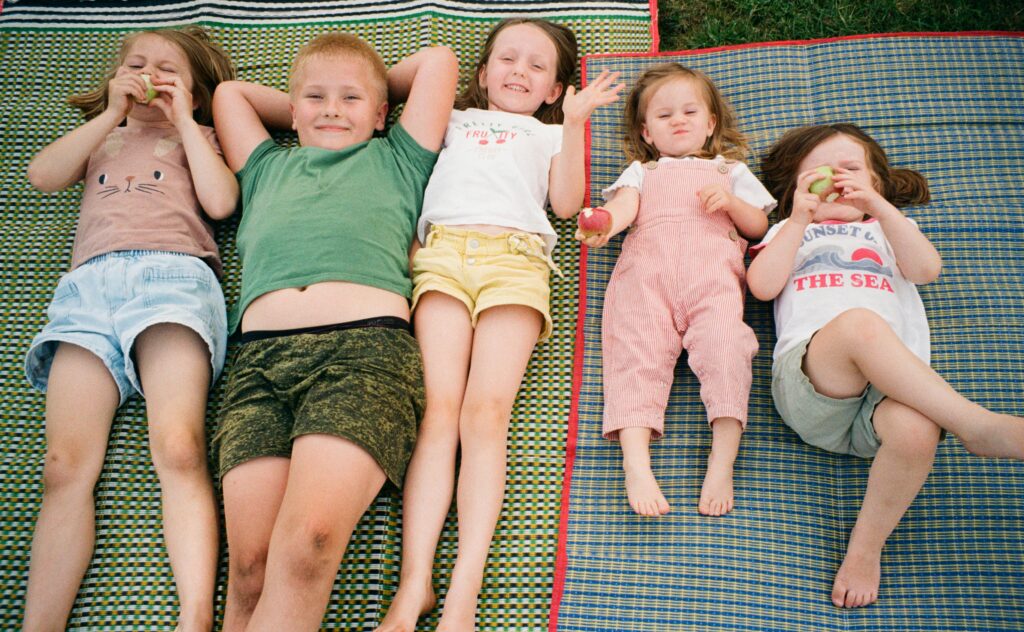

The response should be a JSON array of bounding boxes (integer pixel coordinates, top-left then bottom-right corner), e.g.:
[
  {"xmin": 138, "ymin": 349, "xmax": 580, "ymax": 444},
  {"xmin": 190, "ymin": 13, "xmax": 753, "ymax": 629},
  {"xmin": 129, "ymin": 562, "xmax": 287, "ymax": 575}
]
[{"xmin": 211, "ymin": 33, "xmax": 456, "ymax": 630}]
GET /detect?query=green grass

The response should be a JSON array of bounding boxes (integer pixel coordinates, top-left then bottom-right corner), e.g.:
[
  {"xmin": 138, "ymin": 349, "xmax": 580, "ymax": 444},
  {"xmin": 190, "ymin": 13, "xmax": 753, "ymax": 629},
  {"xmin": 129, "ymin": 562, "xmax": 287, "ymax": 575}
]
[{"xmin": 658, "ymin": 0, "xmax": 1024, "ymax": 51}]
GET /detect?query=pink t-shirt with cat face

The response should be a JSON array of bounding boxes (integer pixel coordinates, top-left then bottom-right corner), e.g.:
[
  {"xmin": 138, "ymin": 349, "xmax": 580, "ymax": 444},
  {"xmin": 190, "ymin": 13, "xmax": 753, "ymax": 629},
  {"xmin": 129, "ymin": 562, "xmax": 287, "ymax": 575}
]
[{"xmin": 72, "ymin": 124, "xmax": 223, "ymax": 277}]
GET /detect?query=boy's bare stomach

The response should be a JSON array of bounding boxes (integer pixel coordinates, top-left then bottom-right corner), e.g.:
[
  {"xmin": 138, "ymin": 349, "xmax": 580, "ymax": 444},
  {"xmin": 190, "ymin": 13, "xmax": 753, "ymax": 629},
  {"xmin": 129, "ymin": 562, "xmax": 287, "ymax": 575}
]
[{"xmin": 240, "ymin": 281, "xmax": 410, "ymax": 332}]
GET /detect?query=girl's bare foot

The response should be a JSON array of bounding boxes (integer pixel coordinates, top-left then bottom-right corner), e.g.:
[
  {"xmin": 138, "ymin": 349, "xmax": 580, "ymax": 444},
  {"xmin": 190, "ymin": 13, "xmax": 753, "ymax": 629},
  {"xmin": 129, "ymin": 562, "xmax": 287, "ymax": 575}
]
[
  {"xmin": 831, "ymin": 550, "xmax": 881, "ymax": 608},
  {"xmin": 697, "ymin": 454, "xmax": 734, "ymax": 516},
  {"xmin": 376, "ymin": 579, "xmax": 436, "ymax": 632},
  {"xmin": 624, "ymin": 463, "xmax": 670, "ymax": 516}
]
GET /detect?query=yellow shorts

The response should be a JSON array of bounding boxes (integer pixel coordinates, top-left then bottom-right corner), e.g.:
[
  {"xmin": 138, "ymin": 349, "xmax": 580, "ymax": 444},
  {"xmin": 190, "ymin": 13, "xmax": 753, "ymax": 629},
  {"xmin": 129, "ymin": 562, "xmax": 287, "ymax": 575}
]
[{"xmin": 412, "ymin": 226, "xmax": 554, "ymax": 342}]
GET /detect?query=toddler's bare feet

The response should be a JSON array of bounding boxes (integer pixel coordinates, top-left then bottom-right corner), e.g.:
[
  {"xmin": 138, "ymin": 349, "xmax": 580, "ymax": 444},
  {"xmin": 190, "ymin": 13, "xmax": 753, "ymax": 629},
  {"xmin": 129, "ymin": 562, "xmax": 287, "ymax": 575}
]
[
  {"xmin": 959, "ymin": 413, "xmax": 1024, "ymax": 460},
  {"xmin": 698, "ymin": 454, "xmax": 734, "ymax": 516},
  {"xmin": 376, "ymin": 579, "xmax": 436, "ymax": 632},
  {"xmin": 831, "ymin": 550, "xmax": 881, "ymax": 608},
  {"xmin": 436, "ymin": 584, "xmax": 478, "ymax": 632},
  {"xmin": 624, "ymin": 463, "xmax": 670, "ymax": 516}
]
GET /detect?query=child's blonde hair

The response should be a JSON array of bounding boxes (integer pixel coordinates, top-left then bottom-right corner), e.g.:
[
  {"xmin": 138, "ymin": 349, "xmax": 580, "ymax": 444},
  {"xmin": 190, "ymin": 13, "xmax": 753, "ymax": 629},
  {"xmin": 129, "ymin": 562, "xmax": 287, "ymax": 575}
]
[
  {"xmin": 456, "ymin": 18, "xmax": 578, "ymax": 125},
  {"xmin": 69, "ymin": 26, "xmax": 234, "ymax": 126},
  {"xmin": 622, "ymin": 62, "xmax": 748, "ymax": 163},
  {"xmin": 761, "ymin": 123, "xmax": 930, "ymax": 220},
  {"xmin": 289, "ymin": 32, "xmax": 388, "ymax": 103}
]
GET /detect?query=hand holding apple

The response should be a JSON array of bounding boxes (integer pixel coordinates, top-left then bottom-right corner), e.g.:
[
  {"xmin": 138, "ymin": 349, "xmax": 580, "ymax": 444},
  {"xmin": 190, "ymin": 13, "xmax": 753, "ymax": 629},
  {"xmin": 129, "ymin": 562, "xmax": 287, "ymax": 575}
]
[
  {"xmin": 577, "ymin": 207, "xmax": 613, "ymax": 239},
  {"xmin": 809, "ymin": 165, "xmax": 840, "ymax": 202}
]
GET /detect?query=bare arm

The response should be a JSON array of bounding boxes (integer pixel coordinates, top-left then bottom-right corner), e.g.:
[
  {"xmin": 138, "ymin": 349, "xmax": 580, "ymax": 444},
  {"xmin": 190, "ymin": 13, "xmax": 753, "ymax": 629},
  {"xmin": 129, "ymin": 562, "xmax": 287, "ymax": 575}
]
[
  {"xmin": 833, "ymin": 168, "xmax": 941, "ymax": 284},
  {"xmin": 389, "ymin": 46, "xmax": 458, "ymax": 152},
  {"xmin": 747, "ymin": 169, "xmax": 822, "ymax": 300},
  {"xmin": 213, "ymin": 80, "xmax": 291, "ymax": 173},
  {"xmin": 26, "ymin": 73, "xmax": 151, "ymax": 192},
  {"xmin": 146, "ymin": 77, "xmax": 238, "ymax": 220},
  {"xmin": 746, "ymin": 219, "xmax": 807, "ymax": 301},
  {"xmin": 28, "ymin": 109, "xmax": 123, "ymax": 192},
  {"xmin": 574, "ymin": 186, "xmax": 641, "ymax": 248},
  {"xmin": 549, "ymin": 71, "xmax": 625, "ymax": 219}
]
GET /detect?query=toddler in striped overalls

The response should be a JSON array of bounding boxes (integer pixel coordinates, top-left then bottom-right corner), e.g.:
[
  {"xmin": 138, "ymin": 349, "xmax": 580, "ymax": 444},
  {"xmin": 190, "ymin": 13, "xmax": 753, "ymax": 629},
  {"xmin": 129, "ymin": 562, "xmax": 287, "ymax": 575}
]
[{"xmin": 577, "ymin": 63, "xmax": 775, "ymax": 517}]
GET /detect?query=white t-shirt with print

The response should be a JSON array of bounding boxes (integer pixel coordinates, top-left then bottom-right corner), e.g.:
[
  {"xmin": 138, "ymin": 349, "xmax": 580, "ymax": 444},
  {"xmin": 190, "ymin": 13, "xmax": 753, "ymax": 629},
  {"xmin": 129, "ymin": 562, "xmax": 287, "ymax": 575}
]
[
  {"xmin": 752, "ymin": 217, "xmax": 930, "ymax": 363},
  {"xmin": 418, "ymin": 108, "xmax": 562, "ymax": 254},
  {"xmin": 603, "ymin": 156, "xmax": 777, "ymax": 213}
]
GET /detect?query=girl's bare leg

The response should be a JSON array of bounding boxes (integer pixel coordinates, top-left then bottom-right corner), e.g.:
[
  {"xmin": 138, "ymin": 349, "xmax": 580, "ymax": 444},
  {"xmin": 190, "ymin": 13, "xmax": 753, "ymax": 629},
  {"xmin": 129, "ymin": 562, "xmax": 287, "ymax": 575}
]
[
  {"xmin": 805, "ymin": 308, "xmax": 1024, "ymax": 460},
  {"xmin": 22, "ymin": 343, "xmax": 118, "ymax": 631},
  {"xmin": 436, "ymin": 305, "xmax": 540, "ymax": 632},
  {"xmin": 832, "ymin": 399, "xmax": 940, "ymax": 608},
  {"xmin": 135, "ymin": 324, "xmax": 217, "ymax": 631},
  {"xmin": 377, "ymin": 293, "xmax": 473, "ymax": 632}
]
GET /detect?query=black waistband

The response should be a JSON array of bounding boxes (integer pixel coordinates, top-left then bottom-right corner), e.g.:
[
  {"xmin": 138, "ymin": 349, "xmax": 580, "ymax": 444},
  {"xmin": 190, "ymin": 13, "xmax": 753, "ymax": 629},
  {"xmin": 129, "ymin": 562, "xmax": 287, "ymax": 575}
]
[{"xmin": 238, "ymin": 316, "xmax": 411, "ymax": 344}]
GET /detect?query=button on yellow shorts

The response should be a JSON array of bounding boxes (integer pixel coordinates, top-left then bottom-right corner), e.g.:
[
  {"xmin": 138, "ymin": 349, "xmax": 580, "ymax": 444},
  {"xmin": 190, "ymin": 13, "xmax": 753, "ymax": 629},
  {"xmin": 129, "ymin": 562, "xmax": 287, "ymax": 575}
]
[{"xmin": 412, "ymin": 226, "xmax": 554, "ymax": 342}]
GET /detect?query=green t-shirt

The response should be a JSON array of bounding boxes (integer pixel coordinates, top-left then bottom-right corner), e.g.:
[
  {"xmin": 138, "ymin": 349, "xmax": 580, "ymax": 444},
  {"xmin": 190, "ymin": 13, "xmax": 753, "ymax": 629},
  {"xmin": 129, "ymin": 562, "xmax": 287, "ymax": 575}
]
[{"xmin": 231, "ymin": 123, "xmax": 438, "ymax": 332}]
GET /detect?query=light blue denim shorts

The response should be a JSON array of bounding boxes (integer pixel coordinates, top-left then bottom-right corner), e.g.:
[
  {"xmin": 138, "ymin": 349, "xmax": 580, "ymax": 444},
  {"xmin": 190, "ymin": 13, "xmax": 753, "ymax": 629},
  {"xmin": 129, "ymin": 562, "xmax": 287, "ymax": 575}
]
[{"xmin": 25, "ymin": 250, "xmax": 228, "ymax": 404}]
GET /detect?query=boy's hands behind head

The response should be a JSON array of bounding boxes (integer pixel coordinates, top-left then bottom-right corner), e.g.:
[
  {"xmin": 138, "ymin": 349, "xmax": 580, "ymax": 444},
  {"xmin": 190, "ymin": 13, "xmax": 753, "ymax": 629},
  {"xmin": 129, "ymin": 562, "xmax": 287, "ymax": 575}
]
[{"xmin": 561, "ymin": 70, "xmax": 625, "ymax": 127}]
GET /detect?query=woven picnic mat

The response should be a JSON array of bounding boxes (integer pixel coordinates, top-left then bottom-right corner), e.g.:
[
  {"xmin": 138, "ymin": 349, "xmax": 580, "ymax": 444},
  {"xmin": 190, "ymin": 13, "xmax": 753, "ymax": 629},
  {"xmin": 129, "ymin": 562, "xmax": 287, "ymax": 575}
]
[
  {"xmin": 0, "ymin": 1, "xmax": 655, "ymax": 629},
  {"xmin": 553, "ymin": 33, "xmax": 1024, "ymax": 632}
]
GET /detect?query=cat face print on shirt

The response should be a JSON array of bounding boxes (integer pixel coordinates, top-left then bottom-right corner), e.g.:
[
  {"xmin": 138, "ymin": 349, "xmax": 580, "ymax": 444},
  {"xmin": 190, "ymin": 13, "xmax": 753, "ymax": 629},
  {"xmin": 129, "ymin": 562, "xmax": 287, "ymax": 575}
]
[{"xmin": 92, "ymin": 131, "xmax": 183, "ymax": 199}]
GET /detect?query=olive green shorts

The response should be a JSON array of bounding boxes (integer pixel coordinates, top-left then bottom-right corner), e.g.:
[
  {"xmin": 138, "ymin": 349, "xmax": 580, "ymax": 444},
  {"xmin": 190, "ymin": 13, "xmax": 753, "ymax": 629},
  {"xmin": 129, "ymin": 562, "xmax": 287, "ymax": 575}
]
[{"xmin": 214, "ymin": 323, "xmax": 425, "ymax": 488}]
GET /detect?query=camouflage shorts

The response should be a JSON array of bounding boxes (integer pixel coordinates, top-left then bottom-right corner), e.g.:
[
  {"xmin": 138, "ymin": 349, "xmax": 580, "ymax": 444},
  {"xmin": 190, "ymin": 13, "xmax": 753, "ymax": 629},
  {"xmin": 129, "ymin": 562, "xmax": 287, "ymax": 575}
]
[{"xmin": 214, "ymin": 323, "xmax": 425, "ymax": 489}]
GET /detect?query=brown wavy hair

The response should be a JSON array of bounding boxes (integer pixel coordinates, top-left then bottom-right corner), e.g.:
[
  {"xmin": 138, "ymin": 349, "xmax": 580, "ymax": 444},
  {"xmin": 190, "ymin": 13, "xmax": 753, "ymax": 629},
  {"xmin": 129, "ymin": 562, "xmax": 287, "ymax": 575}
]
[
  {"xmin": 455, "ymin": 18, "xmax": 578, "ymax": 125},
  {"xmin": 761, "ymin": 123, "xmax": 930, "ymax": 220},
  {"xmin": 68, "ymin": 26, "xmax": 235, "ymax": 126},
  {"xmin": 623, "ymin": 63, "xmax": 748, "ymax": 163}
]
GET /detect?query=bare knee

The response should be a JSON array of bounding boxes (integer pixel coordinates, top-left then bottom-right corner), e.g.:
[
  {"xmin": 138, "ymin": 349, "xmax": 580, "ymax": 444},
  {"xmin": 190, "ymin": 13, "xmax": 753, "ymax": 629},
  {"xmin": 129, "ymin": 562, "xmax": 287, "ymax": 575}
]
[
  {"xmin": 875, "ymin": 400, "xmax": 941, "ymax": 459},
  {"xmin": 831, "ymin": 308, "xmax": 894, "ymax": 344},
  {"xmin": 281, "ymin": 519, "xmax": 344, "ymax": 586},
  {"xmin": 229, "ymin": 547, "xmax": 269, "ymax": 611},
  {"xmin": 41, "ymin": 447, "xmax": 103, "ymax": 496},
  {"xmin": 150, "ymin": 426, "xmax": 208, "ymax": 476},
  {"xmin": 420, "ymin": 395, "xmax": 463, "ymax": 436},
  {"xmin": 459, "ymin": 396, "xmax": 512, "ymax": 442}
]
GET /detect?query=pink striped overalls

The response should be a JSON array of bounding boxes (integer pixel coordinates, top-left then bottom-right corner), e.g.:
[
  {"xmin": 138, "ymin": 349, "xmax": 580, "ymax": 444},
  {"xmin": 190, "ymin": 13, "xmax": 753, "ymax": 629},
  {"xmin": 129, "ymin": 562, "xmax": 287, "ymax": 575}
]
[{"xmin": 601, "ymin": 158, "xmax": 759, "ymax": 439}]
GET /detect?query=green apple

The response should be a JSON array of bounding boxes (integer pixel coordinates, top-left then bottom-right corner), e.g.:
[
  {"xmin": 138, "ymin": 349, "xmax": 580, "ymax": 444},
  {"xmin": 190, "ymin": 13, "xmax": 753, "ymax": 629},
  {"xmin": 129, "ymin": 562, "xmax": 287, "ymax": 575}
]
[
  {"xmin": 808, "ymin": 165, "xmax": 834, "ymax": 197},
  {"xmin": 139, "ymin": 73, "xmax": 158, "ymax": 104}
]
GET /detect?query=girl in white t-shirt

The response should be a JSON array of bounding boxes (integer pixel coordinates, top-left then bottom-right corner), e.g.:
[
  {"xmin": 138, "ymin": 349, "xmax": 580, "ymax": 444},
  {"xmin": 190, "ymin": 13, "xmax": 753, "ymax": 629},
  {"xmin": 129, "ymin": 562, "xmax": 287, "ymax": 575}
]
[
  {"xmin": 576, "ymin": 63, "xmax": 775, "ymax": 519},
  {"xmin": 377, "ymin": 18, "xmax": 622, "ymax": 632},
  {"xmin": 747, "ymin": 122, "xmax": 1024, "ymax": 610}
]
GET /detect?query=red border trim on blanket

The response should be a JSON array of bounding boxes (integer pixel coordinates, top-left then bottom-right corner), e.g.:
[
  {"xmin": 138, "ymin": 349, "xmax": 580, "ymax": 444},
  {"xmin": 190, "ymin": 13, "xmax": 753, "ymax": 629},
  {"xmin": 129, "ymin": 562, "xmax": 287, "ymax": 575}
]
[
  {"xmin": 547, "ymin": 52, "xmax": 594, "ymax": 632},
  {"xmin": 648, "ymin": 0, "xmax": 660, "ymax": 51},
  {"xmin": 548, "ymin": 30, "xmax": 1023, "ymax": 632},
  {"xmin": 586, "ymin": 30, "xmax": 1023, "ymax": 60}
]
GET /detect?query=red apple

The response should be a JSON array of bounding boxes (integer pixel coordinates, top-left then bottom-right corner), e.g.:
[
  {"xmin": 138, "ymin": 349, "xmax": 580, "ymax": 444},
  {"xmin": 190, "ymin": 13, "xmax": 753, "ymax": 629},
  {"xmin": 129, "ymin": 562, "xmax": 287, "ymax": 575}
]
[{"xmin": 577, "ymin": 207, "xmax": 612, "ymax": 238}]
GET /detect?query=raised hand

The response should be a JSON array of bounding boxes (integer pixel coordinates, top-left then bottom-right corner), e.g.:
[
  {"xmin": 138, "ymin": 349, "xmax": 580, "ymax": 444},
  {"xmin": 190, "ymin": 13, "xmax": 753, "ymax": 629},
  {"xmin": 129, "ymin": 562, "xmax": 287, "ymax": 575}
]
[{"xmin": 561, "ymin": 70, "xmax": 625, "ymax": 127}]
